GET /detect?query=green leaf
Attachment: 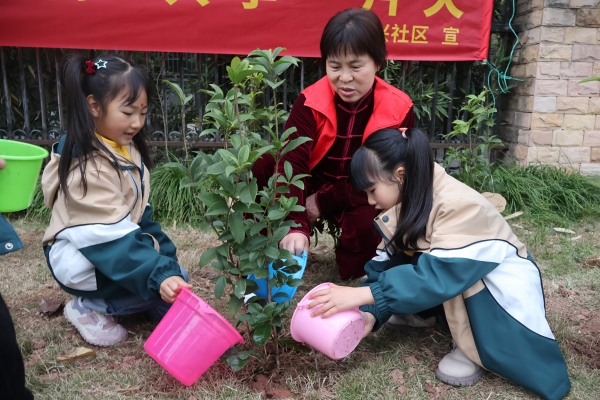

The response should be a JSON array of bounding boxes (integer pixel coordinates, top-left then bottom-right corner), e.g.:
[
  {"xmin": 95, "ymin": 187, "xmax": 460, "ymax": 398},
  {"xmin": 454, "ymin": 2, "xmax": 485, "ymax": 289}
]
[
  {"xmin": 247, "ymin": 303, "xmax": 262, "ymax": 314},
  {"xmin": 199, "ymin": 246, "xmax": 218, "ymax": 267},
  {"xmin": 206, "ymin": 161, "xmax": 228, "ymax": 175},
  {"xmin": 216, "ymin": 244, "xmax": 230, "ymax": 258},
  {"xmin": 287, "ymin": 278, "xmax": 303, "ymax": 287},
  {"xmin": 238, "ymin": 314, "xmax": 253, "ymax": 323},
  {"xmin": 238, "ymin": 145, "xmax": 250, "ymax": 164},
  {"xmin": 162, "ymin": 80, "xmax": 185, "ymax": 103},
  {"xmin": 263, "ymin": 246, "xmax": 280, "ymax": 260},
  {"xmin": 249, "ymin": 222, "xmax": 267, "ymax": 236},
  {"xmin": 252, "ymin": 324, "xmax": 271, "ymax": 347},
  {"xmin": 272, "ymin": 226, "xmax": 290, "ymax": 242},
  {"xmin": 234, "ymin": 279, "xmax": 247, "ymax": 299},
  {"xmin": 225, "ymin": 165, "xmax": 237, "ymax": 177},
  {"xmin": 205, "ymin": 201, "xmax": 230, "ymax": 216},
  {"xmin": 279, "ymin": 136, "xmax": 312, "ymax": 157},
  {"xmin": 578, "ymin": 76, "xmax": 600, "ymax": 84},
  {"xmin": 226, "ymin": 352, "xmax": 250, "ymax": 371},
  {"xmin": 253, "ymin": 313, "xmax": 270, "ymax": 324},
  {"xmin": 247, "ymin": 235, "xmax": 269, "ymax": 251},
  {"xmin": 228, "ymin": 294, "xmax": 243, "ymax": 316},
  {"xmin": 267, "ymin": 210, "xmax": 285, "ymax": 220},
  {"xmin": 197, "ymin": 193, "xmax": 225, "ymax": 207},
  {"xmin": 284, "ymin": 161, "xmax": 293, "ymax": 180},
  {"xmin": 214, "ymin": 275, "xmax": 226, "ymax": 298},
  {"xmin": 253, "ymin": 267, "xmax": 269, "ymax": 279},
  {"xmin": 228, "ymin": 212, "xmax": 245, "ymax": 243}
]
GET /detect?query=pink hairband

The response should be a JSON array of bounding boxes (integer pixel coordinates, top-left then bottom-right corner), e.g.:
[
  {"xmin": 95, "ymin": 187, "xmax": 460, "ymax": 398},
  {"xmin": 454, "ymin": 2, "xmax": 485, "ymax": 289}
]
[{"xmin": 399, "ymin": 127, "xmax": 408, "ymax": 139}]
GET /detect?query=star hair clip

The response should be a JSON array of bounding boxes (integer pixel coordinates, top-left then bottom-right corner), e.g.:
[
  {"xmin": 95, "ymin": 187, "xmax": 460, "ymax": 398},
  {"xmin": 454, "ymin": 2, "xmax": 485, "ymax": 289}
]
[{"xmin": 95, "ymin": 59, "xmax": 107, "ymax": 69}]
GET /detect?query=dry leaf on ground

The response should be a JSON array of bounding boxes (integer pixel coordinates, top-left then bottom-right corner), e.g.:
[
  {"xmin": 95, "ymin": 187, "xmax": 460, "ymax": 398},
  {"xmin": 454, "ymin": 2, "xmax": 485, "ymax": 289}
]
[
  {"xmin": 390, "ymin": 368, "xmax": 405, "ymax": 384},
  {"xmin": 504, "ymin": 211, "xmax": 524, "ymax": 220},
  {"xmin": 39, "ymin": 298, "xmax": 64, "ymax": 315},
  {"xmin": 56, "ymin": 347, "xmax": 97, "ymax": 363},
  {"xmin": 553, "ymin": 228, "xmax": 576, "ymax": 234}
]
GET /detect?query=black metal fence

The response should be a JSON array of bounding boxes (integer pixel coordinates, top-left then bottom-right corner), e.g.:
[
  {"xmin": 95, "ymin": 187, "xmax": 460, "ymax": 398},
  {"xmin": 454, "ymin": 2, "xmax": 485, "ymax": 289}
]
[{"xmin": 1, "ymin": 1, "xmax": 515, "ymax": 157}]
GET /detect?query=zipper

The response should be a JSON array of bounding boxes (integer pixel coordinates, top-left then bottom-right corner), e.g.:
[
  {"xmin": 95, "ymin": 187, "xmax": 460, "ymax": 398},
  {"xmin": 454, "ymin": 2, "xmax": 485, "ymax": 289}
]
[{"xmin": 127, "ymin": 169, "xmax": 139, "ymax": 212}]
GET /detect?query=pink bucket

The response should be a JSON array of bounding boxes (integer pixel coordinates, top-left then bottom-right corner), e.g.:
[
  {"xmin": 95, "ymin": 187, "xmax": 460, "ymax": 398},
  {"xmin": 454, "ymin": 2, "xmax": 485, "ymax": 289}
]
[
  {"xmin": 290, "ymin": 283, "xmax": 364, "ymax": 360},
  {"xmin": 144, "ymin": 288, "xmax": 244, "ymax": 386}
]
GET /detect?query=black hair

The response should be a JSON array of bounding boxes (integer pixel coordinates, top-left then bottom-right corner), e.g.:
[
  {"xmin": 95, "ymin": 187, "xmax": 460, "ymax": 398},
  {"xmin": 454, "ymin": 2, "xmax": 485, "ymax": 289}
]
[
  {"xmin": 350, "ymin": 128, "xmax": 434, "ymax": 251},
  {"xmin": 59, "ymin": 53, "xmax": 153, "ymax": 197},
  {"xmin": 320, "ymin": 8, "xmax": 387, "ymax": 69}
]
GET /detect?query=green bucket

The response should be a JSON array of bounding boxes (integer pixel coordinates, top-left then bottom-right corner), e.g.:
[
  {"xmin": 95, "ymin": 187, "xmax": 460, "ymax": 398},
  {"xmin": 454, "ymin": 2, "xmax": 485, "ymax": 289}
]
[{"xmin": 0, "ymin": 139, "xmax": 49, "ymax": 212}]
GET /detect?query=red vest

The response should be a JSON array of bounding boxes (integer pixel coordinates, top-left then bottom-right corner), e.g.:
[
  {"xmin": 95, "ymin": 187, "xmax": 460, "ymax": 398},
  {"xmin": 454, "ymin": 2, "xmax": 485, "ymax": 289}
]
[{"xmin": 302, "ymin": 76, "xmax": 413, "ymax": 170}]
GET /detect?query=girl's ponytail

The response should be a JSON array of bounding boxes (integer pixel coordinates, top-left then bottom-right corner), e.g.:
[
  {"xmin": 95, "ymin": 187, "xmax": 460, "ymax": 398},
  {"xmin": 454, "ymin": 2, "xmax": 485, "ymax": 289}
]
[
  {"xmin": 392, "ymin": 128, "xmax": 434, "ymax": 251},
  {"xmin": 59, "ymin": 53, "xmax": 105, "ymax": 197}
]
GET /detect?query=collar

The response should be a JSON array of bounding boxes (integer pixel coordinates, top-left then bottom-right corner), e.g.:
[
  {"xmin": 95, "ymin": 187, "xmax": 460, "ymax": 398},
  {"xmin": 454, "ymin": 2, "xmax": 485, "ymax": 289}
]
[{"xmin": 95, "ymin": 134, "xmax": 131, "ymax": 160}]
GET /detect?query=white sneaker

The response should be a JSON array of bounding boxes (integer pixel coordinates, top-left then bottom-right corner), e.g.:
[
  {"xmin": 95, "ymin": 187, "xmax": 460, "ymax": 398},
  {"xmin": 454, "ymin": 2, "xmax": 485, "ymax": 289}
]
[
  {"xmin": 384, "ymin": 314, "xmax": 437, "ymax": 330},
  {"xmin": 63, "ymin": 297, "xmax": 127, "ymax": 347},
  {"xmin": 435, "ymin": 346, "xmax": 483, "ymax": 386}
]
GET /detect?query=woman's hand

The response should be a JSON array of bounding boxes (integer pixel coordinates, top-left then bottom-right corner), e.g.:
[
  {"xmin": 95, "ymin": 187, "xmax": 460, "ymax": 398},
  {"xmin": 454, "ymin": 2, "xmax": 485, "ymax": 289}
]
[
  {"xmin": 307, "ymin": 284, "xmax": 375, "ymax": 318},
  {"xmin": 159, "ymin": 276, "xmax": 193, "ymax": 304},
  {"xmin": 279, "ymin": 232, "xmax": 309, "ymax": 256},
  {"xmin": 360, "ymin": 311, "xmax": 376, "ymax": 338},
  {"xmin": 305, "ymin": 194, "xmax": 320, "ymax": 223}
]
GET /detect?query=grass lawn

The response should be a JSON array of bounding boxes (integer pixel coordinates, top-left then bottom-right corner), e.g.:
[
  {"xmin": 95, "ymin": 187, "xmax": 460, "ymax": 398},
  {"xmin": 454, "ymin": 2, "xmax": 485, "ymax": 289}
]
[{"xmin": 1, "ymin": 214, "xmax": 599, "ymax": 399}]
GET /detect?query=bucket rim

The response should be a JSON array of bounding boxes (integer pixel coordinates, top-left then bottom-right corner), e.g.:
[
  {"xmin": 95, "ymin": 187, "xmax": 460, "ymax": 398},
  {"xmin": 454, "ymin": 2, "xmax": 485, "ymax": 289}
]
[{"xmin": 0, "ymin": 139, "xmax": 49, "ymax": 160}]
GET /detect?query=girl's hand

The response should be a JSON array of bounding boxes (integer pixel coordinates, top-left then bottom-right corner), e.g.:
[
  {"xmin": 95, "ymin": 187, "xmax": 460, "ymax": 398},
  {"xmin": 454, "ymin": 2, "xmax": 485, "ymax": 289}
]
[
  {"xmin": 279, "ymin": 232, "xmax": 309, "ymax": 257},
  {"xmin": 160, "ymin": 276, "xmax": 193, "ymax": 304},
  {"xmin": 360, "ymin": 311, "xmax": 376, "ymax": 338},
  {"xmin": 307, "ymin": 284, "xmax": 375, "ymax": 318}
]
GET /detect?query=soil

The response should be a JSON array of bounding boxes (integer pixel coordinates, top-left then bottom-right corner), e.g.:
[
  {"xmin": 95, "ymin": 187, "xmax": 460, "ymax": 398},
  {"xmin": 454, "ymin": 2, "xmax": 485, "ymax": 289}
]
[{"xmin": 545, "ymin": 259, "xmax": 600, "ymax": 371}]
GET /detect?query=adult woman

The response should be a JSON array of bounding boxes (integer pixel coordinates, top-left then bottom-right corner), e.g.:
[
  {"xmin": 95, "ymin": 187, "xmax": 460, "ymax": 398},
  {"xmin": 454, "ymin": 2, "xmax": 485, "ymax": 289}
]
[{"xmin": 254, "ymin": 8, "xmax": 414, "ymax": 279}]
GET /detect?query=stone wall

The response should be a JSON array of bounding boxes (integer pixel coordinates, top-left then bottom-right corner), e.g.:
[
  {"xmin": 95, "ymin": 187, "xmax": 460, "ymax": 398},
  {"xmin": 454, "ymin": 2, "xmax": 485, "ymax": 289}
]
[{"xmin": 503, "ymin": 0, "xmax": 600, "ymax": 174}]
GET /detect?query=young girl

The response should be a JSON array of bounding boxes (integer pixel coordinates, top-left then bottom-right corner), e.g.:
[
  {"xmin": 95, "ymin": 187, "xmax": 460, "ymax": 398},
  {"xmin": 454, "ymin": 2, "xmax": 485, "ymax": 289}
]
[
  {"xmin": 42, "ymin": 54, "xmax": 192, "ymax": 347},
  {"xmin": 307, "ymin": 128, "xmax": 571, "ymax": 399}
]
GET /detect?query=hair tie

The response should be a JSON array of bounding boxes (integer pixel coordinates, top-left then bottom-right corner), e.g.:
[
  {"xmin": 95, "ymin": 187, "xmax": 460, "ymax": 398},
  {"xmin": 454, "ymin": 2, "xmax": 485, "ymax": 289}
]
[
  {"xmin": 400, "ymin": 127, "xmax": 408, "ymax": 140},
  {"xmin": 84, "ymin": 60, "xmax": 96, "ymax": 75}
]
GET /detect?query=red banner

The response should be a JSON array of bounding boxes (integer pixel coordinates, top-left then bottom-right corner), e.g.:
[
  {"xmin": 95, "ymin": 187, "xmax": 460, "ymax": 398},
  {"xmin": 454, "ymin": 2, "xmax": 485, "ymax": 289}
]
[{"xmin": 0, "ymin": 1, "xmax": 492, "ymax": 61}]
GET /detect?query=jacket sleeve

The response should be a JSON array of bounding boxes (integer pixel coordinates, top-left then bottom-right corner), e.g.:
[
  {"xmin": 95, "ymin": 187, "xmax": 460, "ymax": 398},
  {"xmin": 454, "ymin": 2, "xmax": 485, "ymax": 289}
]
[
  {"xmin": 56, "ymin": 168, "xmax": 182, "ymax": 300},
  {"xmin": 138, "ymin": 204, "xmax": 178, "ymax": 260},
  {"xmin": 0, "ymin": 215, "xmax": 23, "ymax": 255},
  {"xmin": 360, "ymin": 199, "xmax": 505, "ymax": 331}
]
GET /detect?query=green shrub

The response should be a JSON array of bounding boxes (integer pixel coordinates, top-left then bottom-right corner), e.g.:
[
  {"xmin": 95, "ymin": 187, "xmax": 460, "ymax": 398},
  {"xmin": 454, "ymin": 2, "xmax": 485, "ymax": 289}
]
[
  {"xmin": 493, "ymin": 164, "xmax": 600, "ymax": 225},
  {"xmin": 148, "ymin": 161, "xmax": 209, "ymax": 226},
  {"xmin": 24, "ymin": 179, "xmax": 51, "ymax": 224}
]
